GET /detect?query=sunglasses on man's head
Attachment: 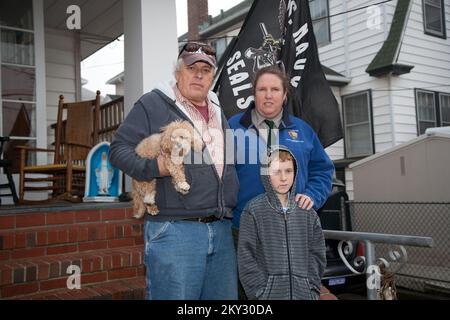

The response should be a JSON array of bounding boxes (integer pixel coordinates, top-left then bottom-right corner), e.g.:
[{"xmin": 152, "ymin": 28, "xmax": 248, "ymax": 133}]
[{"xmin": 179, "ymin": 42, "xmax": 216, "ymax": 57}]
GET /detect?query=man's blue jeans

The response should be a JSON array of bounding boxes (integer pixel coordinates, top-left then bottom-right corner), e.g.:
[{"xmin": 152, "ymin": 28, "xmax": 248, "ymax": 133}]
[{"xmin": 144, "ymin": 218, "xmax": 237, "ymax": 300}]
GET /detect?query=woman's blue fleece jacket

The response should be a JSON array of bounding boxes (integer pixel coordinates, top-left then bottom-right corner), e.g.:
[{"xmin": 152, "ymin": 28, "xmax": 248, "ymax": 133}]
[{"xmin": 228, "ymin": 102, "xmax": 334, "ymax": 228}]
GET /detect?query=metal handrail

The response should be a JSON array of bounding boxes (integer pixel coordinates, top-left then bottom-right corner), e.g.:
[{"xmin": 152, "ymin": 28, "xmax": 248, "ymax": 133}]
[
  {"xmin": 324, "ymin": 230, "xmax": 434, "ymax": 247},
  {"xmin": 323, "ymin": 229, "xmax": 434, "ymax": 300}
]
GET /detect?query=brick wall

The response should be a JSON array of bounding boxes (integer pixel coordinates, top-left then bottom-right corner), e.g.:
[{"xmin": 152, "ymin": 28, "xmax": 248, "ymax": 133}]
[
  {"xmin": 0, "ymin": 206, "xmax": 145, "ymax": 299},
  {"xmin": 187, "ymin": 0, "xmax": 209, "ymax": 41}
]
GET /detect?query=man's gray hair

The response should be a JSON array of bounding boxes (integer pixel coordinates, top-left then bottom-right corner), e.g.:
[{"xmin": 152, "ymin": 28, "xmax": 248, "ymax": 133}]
[{"xmin": 173, "ymin": 58, "xmax": 185, "ymax": 77}]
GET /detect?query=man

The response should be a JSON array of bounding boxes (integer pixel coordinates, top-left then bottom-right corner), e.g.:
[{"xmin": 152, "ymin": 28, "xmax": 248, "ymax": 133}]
[{"xmin": 109, "ymin": 42, "xmax": 239, "ymax": 300}]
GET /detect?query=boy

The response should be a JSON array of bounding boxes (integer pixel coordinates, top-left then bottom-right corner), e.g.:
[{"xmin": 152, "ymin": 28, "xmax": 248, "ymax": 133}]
[{"xmin": 237, "ymin": 146, "xmax": 326, "ymax": 300}]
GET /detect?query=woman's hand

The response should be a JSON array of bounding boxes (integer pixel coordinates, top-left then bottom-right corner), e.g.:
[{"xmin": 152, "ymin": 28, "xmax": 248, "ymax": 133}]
[{"xmin": 295, "ymin": 194, "xmax": 314, "ymax": 210}]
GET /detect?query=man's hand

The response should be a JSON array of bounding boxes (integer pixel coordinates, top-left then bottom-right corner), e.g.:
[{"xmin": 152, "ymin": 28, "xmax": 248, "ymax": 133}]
[
  {"xmin": 157, "ymin": 153, "xmax": 170, "ymax": 177},
  {"xmin": 295, "ymin": 194, "xmax": 314, "ymax": 210}
]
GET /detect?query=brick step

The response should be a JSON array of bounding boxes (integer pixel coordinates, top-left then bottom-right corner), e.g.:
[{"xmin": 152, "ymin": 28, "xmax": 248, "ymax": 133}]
[
  {"xmin": 0, "ymin": 221, "xmax": 143, "ymax": 261},
  {"xmin": 0, "ymin": 207, "xmax": 144, "ymax": 261},
  {"xmin": 10, "ymin": 277, "xmax": 146, "ymax": 300},
  {"xmin": 0, "ymin": 245, "xmax": 145, "ymax": 299},
  {"xmin": 0, "ymin": 207, "xmax": 136, "ymax": 231}
]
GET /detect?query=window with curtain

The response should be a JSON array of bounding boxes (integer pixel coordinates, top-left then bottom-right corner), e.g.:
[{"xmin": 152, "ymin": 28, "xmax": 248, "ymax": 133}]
[
  {"xmin": 0, "ymin": 0, "xmax": 36, "ymax": 170},
  {"xmin": 423, "ymin": 0, "xmax": 446, "ymax": 38},
  {"xmin": 415, "ymin": 90, "xmax": 450, "ymax": 135},
  {"xmin": 310, "ymin": 0, "xmax": 330, "ymax": 46},
  {"xmin": 439, "ymin": 93, "xmax": 450, "ymax": 127},
  {"xmin": 416, "ymin": 90, "xmax": 436, "ymax": 134},
  {"xmin": 343, "ymin": 90, "xmax": 374, "ymax": 158}
]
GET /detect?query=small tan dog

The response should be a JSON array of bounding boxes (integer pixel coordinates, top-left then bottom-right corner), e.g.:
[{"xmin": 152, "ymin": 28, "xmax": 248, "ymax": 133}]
[{"xmin": 132, "ymin": 120, "xmax": 203, "ymax": 218}]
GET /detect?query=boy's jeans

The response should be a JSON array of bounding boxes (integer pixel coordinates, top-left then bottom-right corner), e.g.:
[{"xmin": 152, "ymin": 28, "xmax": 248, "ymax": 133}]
[{"xmin": 144, "ymin": 218, "xmax": 237, "ymax": 300}]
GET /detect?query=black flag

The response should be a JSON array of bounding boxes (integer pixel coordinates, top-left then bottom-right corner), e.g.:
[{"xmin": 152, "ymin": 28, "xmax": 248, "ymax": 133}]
[{"xmin": 214, "ymin": 0, "xmax": 343, "ymax": 148}]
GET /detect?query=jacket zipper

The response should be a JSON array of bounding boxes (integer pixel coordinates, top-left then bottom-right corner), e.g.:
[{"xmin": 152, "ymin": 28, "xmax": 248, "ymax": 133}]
[
  {"xmin": 161, "ymin": 92, "xmax": 226, "ymax": 216},
  {"xmin": 283, "ymin": 211, "xmax": 293, "ymax": 299}
]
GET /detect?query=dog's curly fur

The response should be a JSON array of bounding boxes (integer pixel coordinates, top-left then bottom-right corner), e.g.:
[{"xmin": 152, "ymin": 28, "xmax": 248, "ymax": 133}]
[{"xmin": 132, "ymin": 120, "xmax": 203, "ymax": 218}]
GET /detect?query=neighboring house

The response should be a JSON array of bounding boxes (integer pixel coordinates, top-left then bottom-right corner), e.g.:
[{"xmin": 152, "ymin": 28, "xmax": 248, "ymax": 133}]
[
  {"xmin": 320, "ymin": 0, "xmax": 449, "ymax": 199},
  {"xmin": 106, "ymin": 72, "xmax": 124, "ymax": 96},
  {"xmin": 178, "ymin": 0, "xmax": 450, "ymax": 199},
  {"xmin": 81, "ymin": 78, "xmax": 106, "ymax": 101}
]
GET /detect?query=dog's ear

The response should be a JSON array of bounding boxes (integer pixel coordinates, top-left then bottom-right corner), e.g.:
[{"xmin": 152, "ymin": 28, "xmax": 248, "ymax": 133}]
[{"xmin": 159, "ymin": 125, "xmax": 173, "ymax": 153}]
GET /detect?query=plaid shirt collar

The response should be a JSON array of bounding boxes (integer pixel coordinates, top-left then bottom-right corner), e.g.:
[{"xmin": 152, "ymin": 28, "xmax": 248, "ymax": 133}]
[{"xmin": 173, "ymin": 85, "xmax": 216, "ymax": 122}]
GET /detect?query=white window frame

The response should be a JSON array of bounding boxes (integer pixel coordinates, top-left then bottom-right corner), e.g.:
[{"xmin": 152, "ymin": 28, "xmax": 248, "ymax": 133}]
[
  {"xmin": 439, "ymin": 93, "xmax": 450, "ymax": 127},
  {"xmin": 422, "ymin": 0, "xmax": 446, "ymax": 38},
  {"xmin": 415, "ymin": 89, "xmax": 437, "ymax": 135},
  {"xmin": 342, "ymin": 90, "xmax": 374, "ymax": 158},
  {"xmin": 415, "ymin": 89, "xmax": 450, "ymax": 135},
  {"xmin": 33, "ymin": 0, "xmax": 47, "ymax": 163},
  {"xmin": 309, "ymin": 0, "xmax": 331, "ymax": 46},
  {"xmin": 0, "ymin": 0, "xmax": 46, "ymax": 164}
]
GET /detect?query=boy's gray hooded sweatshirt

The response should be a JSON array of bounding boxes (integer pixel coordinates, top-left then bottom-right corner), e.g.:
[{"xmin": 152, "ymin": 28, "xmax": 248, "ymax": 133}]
[{"xmin": 237, "ymin": 146, "xmax": 326, "ymax": 300}]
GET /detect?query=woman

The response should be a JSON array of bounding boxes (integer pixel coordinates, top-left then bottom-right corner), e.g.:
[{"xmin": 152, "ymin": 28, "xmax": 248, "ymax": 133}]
[{"xmin": 229, "ymin": 65, "xmax": 334, "ymax": 230}]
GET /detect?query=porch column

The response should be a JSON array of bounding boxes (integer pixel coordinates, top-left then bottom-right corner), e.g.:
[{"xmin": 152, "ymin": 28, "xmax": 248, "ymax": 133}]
[
  {"xmin": 123, "ymin": 0, "xmax": 178, "ymax": 191},
  {"xmin": 123, "ymin": 0, "xmax": 178, "ymax": 113}
]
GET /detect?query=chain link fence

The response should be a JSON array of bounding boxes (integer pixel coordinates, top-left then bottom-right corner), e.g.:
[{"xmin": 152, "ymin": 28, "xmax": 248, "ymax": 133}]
[{"xmin": 348, "ymin": 202, "xmax": 450, "ymax": 295}]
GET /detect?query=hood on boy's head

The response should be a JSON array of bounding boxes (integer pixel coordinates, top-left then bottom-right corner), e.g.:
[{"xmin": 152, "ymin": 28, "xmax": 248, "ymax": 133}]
[{"xmin": 260, "ymin": 145, "xmax": 298, "ymax": 209}]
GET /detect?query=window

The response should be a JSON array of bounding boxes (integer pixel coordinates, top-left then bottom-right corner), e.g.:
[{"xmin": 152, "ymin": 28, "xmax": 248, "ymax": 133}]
[
  {"xmin": 310, "ymin": 0, "xmax": 330, "ymax": 46},
  {"xmin": 423, "ymin": 0, "xmax": 446, "ymax": 38},
  {"xmin": 439, "ymin": 93, "xmax": 450, "ymax": 126},
  {"xmin": 0, "ymin": 0, "xmax": 33, "ymax": 30},
  {"xmin": 211, "ymin": 37, "xmax": 228, "ymax": 62},
  {"xmin": 415, "ymin": 89, "xmax": 450, "ymax": 135},
  {"xmin": 0, "ymin": 0, "xmax": 36, "ymax": 170},
  {"xmin": 343, "ymin": 90, "xmax": 374, "ymax": 158}
]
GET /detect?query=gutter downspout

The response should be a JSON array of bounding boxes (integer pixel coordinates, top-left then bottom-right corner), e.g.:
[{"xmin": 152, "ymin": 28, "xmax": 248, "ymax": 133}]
[
  {"xmin": 383, "ymin": 0, "xmax": 397, "ymax": 148},
  {"xmin": 389, "ymin": 0, "xmax": 413, "ymax": 148},
  {"xmin": 388, "ymin": 75, "xmax": 396, "ymax": 147}
]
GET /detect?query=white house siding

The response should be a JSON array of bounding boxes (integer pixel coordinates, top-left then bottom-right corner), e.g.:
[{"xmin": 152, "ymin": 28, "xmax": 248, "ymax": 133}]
[
  {"xmin": 44, "ymin": 28, "xmax": 79, "ymax": 148},
  {"xmin": 317, "ymin": 0, "xmax": 345, "ymax": 73},
  {"xmin": 319, "ymin": 0, "xmax": 397, "ymax": 159},
  {"xmin": 318, "ymin": 0, "xmax": 398, "ymax": 198},
  {"xmin": 394, "ymin": 0, "xmax": 450, "ymax": 144},
  {"xmin": 115, "ymin": 82, "xmax": 124, "ymax": 96},
  {"xmin": 344, "ymin": 1, "xmax": 397, "ymax": 154},
  {"xmin": 345, "ymin": 168, "xmax": 354, "ymax": 200},
  {"xmin": 322, "ymin": 0, "xmax": 450, "ymax": 198}
]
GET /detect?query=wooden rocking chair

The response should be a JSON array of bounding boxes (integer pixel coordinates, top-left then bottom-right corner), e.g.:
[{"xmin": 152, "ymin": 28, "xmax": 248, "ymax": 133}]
[{"xmin": 17, "ymin": 91, "xmax": 101, "ymax": 204}]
